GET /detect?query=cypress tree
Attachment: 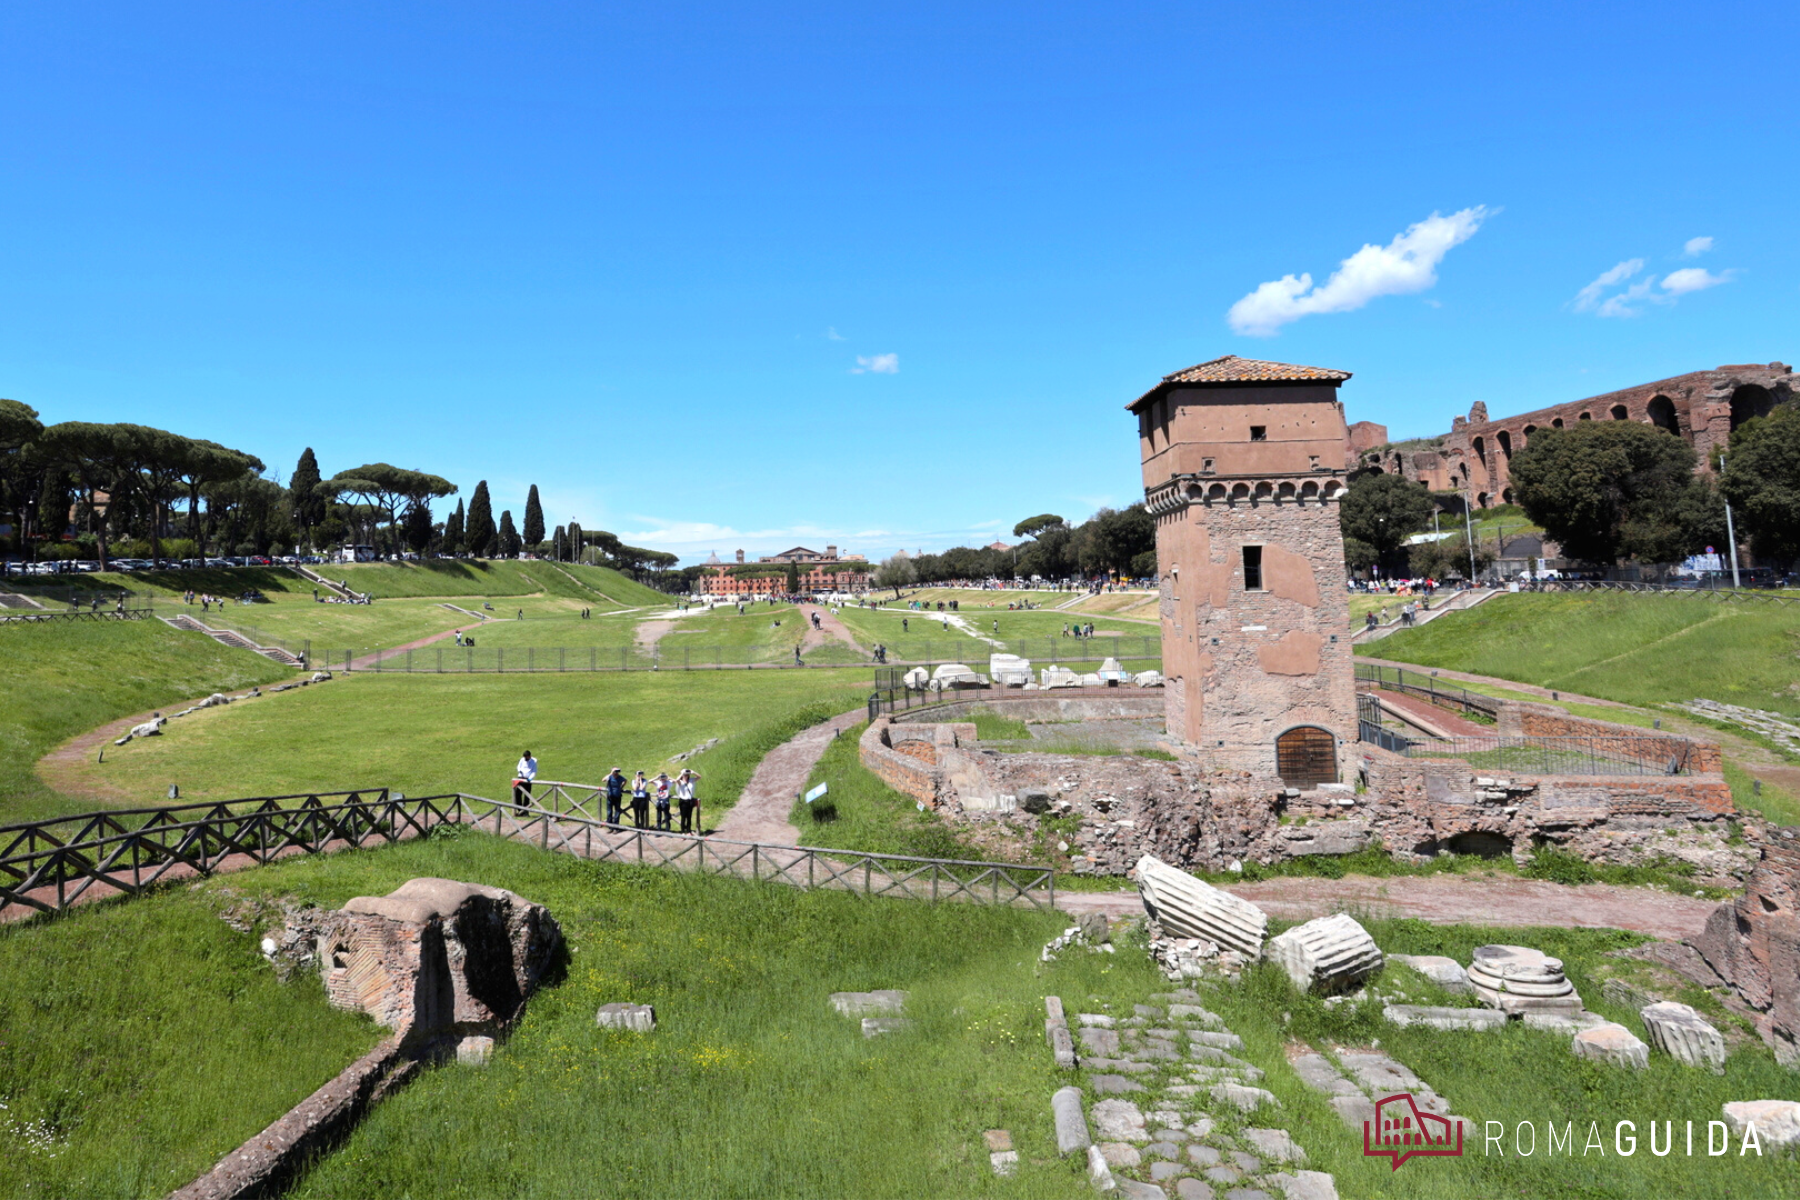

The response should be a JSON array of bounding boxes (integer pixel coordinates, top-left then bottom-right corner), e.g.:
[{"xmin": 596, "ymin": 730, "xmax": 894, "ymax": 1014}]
[
  {"xmin": 523, "ymin": 484, "xmax": 546, "ymax": 549},
  {"xmin": 444, "ymin": 499, "xmax": 465, "ymax": 556},
  {"xmin": 289, "ymin": 448, "xmax": 324, "ymax": 546},
  {"xmin": 786, "ymin": 560, "xmax": 801, "ymax": 594},
  {"xmin": 497, "ymin": 509, "xmax": 520, "ymax": 558},
  {"xmin": 568, "ymin": 521, "xmax": 583, "ymax": 564},
  {"xmin": 552, "ymin": 524, "xmax": 567, "ymax": 562},
  {"xmin": 466, "ymin": 481, "xmax": 496, "ymax": 558}
]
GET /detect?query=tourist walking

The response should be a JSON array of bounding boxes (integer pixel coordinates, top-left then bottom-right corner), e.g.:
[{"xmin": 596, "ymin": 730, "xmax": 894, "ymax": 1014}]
[
  {"xmin": 604, "ymin": 767, "xmax": 626, "ymax": 825},
  {"xmin": 652, "ymin": 772, "xmax": 673, "ymax": 830},
  {"xmin": 676, "ymin": 769, "xmax": 701, "ymax": 833},
  {"xmin": 513, "ymin": 750, "xmax": 537, "ymax": 806},
  {"xmin": 630, "ymin": 771, "xmax": 651, "ymax": 828}
]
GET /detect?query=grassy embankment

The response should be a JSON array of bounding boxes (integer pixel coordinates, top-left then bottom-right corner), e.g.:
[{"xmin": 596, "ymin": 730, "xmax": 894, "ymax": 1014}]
[
  {"xmin": 464, "ymin": 600, "xmax": 869, "ymax": 666},
  {"xmin": 230, "ymin": 834, "xmax": 1087, "ymax": 1200},
  {"xmin": 50, "ymin": 668, "xmax": 866, "ymax": 813},
  {"xmin": 1366, "ymin": 591, "xmax": 1800, "ymax": 823},
  {"xmin": 835, "ymin": 606, "xmax": 1160, "ymax": 667},
  {"xmin": 0, "ymin": 621, "xmax": 292, "ymax": 824},
  {"xmin": 0, "ymin": 884, "xmax": 383, "ymax": 1198}
]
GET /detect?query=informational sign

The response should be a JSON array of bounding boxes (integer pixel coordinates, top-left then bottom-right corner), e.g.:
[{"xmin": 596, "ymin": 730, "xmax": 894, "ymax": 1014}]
[{"xmin": 804, "ymin": 782, "xmax": 829, "ymax": 804}]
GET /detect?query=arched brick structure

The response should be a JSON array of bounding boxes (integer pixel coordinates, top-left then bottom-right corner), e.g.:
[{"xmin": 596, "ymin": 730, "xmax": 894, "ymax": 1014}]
[{"xmin": 1360, "ymin": 362, "xmax": 1795, "ymax": 503}]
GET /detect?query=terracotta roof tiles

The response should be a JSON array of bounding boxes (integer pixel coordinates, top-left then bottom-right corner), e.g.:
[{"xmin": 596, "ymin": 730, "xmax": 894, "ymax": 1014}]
[{"xmin": 1128, "ymin": 355, "xmax": 1351, "ymax": 409}]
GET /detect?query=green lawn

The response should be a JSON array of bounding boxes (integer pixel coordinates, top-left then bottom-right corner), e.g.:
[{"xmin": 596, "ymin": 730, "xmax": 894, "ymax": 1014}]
[
  {"xmin": 0, "ymin": 621, "xmax": 292, "ymax": 824},
  {"xmin": 331, "ymin": 560, "xmax": 663, "ymax": 606},
  {"xmin": 0, "ymin": 883, "xmax": 382, "ymax": 1199},
  {"xmin": 204, "ymin": 833, "xmax": 1093, "ymax": 1200},
  {"xmin": 53, "ymin": 669, "xmax": 867, "ymax": 813},
  {"xmin": 793, "ymin": 721, "xmax": 996, "ymax": 859},
  {"xmin": 1367, "ymin": 593, "xmax": 1800, "ymax": 721},
  {"xmin": 835, "ymin": 606, "xmax": 1160, "ymax": 664}
]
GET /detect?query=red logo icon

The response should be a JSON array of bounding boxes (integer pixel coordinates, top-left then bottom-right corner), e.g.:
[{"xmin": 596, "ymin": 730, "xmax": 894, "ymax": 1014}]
[{"xmin": 1364, "ymin": 1093, "xmax": 1463, "ymax": 1169}]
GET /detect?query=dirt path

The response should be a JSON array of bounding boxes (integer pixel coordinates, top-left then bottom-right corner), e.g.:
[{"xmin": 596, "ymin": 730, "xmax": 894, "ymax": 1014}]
[
  {"xmin": 347, "ymin": 624, "xmax": 471, "ymax": 670},
  {"xmin": 1374, "ymin": 690, "xmax": 1492, "ymax": 738},
  {"xmin": 798, "ymin": 604, "xmax": 860, "ymax": 654},
  {"xmin": 714, "ymin": 707, "xmax": 865, "ymax": 845},
  {"xmin": 634, "ymin": 620, "xmax": 673, "ymax": 656},
  {"xmin": 1054, "ymin": 873, "xmax": 1720, "ymax": 940}
]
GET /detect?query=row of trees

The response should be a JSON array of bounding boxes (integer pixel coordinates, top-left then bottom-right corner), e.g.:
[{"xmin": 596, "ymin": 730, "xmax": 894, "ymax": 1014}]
[
  {"xmin": 1339, "ymin": 408, "xmax": 1800, "ymax": 576},
  {"xmin": 0, "ymin": 403, "xmax": 685, "ymax": 584},
  {"xmin": 869, "ymin": 504, "xmax": 1158, "ymax": 589}
]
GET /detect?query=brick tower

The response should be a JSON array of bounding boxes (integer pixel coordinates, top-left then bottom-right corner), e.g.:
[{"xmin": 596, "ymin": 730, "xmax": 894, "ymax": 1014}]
[{"xmin": 1129, "ymin": 356, "xmax": 1357, "ymax": 783}]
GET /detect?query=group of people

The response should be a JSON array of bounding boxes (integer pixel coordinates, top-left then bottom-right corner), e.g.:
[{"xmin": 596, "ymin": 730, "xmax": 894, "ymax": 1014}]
[
  {"xmin": 511, "ymin": 753, "xmax": 705, "ymax": 834},
  {"xmin": 1062, "ymin": 622, "xmax": 1097, "ymax": 638}
]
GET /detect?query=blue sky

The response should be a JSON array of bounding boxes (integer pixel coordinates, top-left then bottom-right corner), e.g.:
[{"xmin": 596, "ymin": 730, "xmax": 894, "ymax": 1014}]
[{"xmin": 3, "ymin": 2, "xmax": 1796, "ymax": 562}]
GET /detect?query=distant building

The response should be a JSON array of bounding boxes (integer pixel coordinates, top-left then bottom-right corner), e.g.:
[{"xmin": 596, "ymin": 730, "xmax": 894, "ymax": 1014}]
[
  {"xmin": 698, "ymin": 545, "xmax": 870, "ymax": 596},
  {"xmin": 1365, "ymin": 362, "xmax": 1796, "ymax": 508}
]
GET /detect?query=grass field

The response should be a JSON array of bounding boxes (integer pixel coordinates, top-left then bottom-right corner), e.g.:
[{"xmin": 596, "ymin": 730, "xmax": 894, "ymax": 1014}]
[
  {"xmin": 52, "ymin": 668, "xmax": 866, "ymax": 813},
  {"xmin": 1367, "ymin": 593, "xmax": 1800, "ymax": 721},
  {"xmin": 330, "ymin": 560, "xmax": 665, "ymax": 606},
  {"xmin": 886, "ymin": 587, "xmax": 1074, "ymax": 611},
  {"xmin": 202, "ymin": 832, "xmax": 1096, "ymax": 1200},
  {"xmin": 0, "ymin": 884, "xmax": 382, "ymax": 1199},
  {"xmin": 836, "ymin": 606, "xmax": 1160, "ymax": 664},
  {"xmin": 0, "ymin": 621, "xmax": 292, "ymax": 824},
  {"xmin": 792, "ymin": 722, "xmax": 992, "ymax": 859}
]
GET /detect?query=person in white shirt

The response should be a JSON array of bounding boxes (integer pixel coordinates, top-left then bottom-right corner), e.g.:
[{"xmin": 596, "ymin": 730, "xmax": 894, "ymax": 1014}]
[
  {"xmin": 513, "ymin": 751, "xmax": 537, "ymax": 806},
  {"xmin": 676, "ymin": 769, "xmax": 701, "ymax": 833}
]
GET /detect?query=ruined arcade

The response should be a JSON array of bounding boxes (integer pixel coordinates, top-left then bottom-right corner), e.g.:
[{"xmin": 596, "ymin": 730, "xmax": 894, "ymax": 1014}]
[{"xmin": 1131, "ymin": 355, "xmax": 1357, "ymax": 782}]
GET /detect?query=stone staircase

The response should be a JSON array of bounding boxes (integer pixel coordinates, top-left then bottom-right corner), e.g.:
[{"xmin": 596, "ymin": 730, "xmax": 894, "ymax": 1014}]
[
  {"xmin": 164, "ymin": 615, "xmax": 305, "ymax": 667},
  {"xmin": 1352, "ymin": 587, "xmax": 1497, "ymax": 644}
]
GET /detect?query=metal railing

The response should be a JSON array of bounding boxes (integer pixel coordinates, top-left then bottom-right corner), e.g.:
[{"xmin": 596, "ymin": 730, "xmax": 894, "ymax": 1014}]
[
  {"xmin": 1355, "ymin": 663, "xmax": 1500, "ymax": 721},
  {"xmin": 325, "ymin": 636, "xmax": 1162, "ymax": 674},
  {"xmin": 1, "ymin": 789, "xmax": 1057, "ymax": 921},
  {"xmin": 1532, "ymin": 579, "xmax": 1798, "ymax": 606},
  {"xmin": 1363, "ymin": 730, "xmax": 1693, "ymax": 776},
  {"xmin": 0, "ymin": 790, "xmax": 407, "ymax": 919},
  {"xmin": 0, "ymin": 586, "xmax": 153, "ymax": 622},
  {"xmin": 165, "ymin": 613, "xmax": 311, "ymax": 667}
]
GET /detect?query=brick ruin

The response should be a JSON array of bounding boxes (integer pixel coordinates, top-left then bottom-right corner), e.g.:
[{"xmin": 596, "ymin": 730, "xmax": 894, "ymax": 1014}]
[
  {"xmin": 1359, "ymin": 361, "xmax": 1795, "ymax": 509},
  {"xmin": 1695, "ymin": 838, "xmax": 1800, "ymax": 1066}
]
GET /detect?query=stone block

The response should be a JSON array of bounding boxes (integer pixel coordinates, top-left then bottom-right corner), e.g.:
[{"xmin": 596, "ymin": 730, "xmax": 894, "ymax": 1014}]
[
  {"xmin": 1175, "ymin": 1180, "xmax": 1213, "ymax": 1200},
  {"xmin": 1168, "ymin": 1003, "xmax": 1222, "ymax": 1026},
  {"xmin": 1151, "ymin": 1160, "xmax": 1184, "ymax": 1182},
  {"xmin": 1053, "ymin": 1085, "xmax": 1091, "ymax": 1154},
  {"xmin": 596, "ymin": 1003, "xmax": 657, "ymax": 1032},
  {"xmin": 1244, "ymin": 1128, "xmax": 1306, "ymax": 1163},
  {"xmin": 1118, "ymin": 1182, "xmax": 1168, "ymax": 1200},
  {"xmin": 1081, "ymin": 1027, "xmax": 1122, "ymax": 1055},
  {"xmin": 989, "ymin": 653, "xmax": 1034, "ymax": 687},
  {"xmin": 1050, "ymin": 1021, "xmax": 1078, "ymax": 1068},
  {"xmin": 1136, "ymin": 855, "xmax": 1268, "ymax": 960},
  {"xmin": 1190, "ymin": 1031, "xmax": 1244, "ymax": 1051},
  {"xmin": 989, "ymin": 1150, "xmax": 1018, "ymax": 1176},
  {"xmin": 1722, "ymin": 1100, "xmax": 1800, "ymax": 1152},
  {"xmin": 1388, "ymin": 954, "xmax": 1474, "ymax": 996},
  {"xmin": 1087, "ymin": 1144, "xmax": 1118, "ymax": 1191},
  {"xmin": 1267, "ymin": 1171, "xmax": 1339, "ymax": 1200},
  {"xmin": 1267, "ymin": 914, "xmax": 1383, "ymax": 995},
  {"xmin": 861, "ymin": 1017, "xmax": 913, "ymax": 1036},
  {"xmin": 830, "ymin": 990, "xmax": 907, "ymax": 1017},
  {"xmin": 1640, "ymin": 1002, "xmax": 1726, "ymax": 1071},
  {"xmin": 1080, "ymin": 1013, "xmax": 1117, "ymax": 1028},
  {"xmin": 1093, "ymin": 1098, "xmax": 1150, "ymax": 1141},
  {"xmin": 1101, "ymin": 1142, "xmax": 1142, "ymax": 1168},
  {"xmin": 984, "ymin": 1129, "xmax": 1013, "ymax": 1152},
  {"xmin": 1467, "ymin": 944, "xmax": 1583, "ymax": 1015},
  {"xmin": 1571, "ymin": 1022, "xmax": 1650, "ymax": 1069},
  {"xmin": 1210, "ymin": 1081, "xmax": 1278, "ymax": 1112},
  {"xmin": 455, "ymin": 1035, "xmax": 494, "ymax": 1066},
  {"xmin": 1521, "ymin": 1010, "xmax": 1611, "ymax": 1034},
  {"xmin": 1382, "ymin": 1004, "xmax": 1507, "ymax": 1032},
  {"xmin": 1046, "ymin": 995, "xmax": 1067, "ymax": 1022}
]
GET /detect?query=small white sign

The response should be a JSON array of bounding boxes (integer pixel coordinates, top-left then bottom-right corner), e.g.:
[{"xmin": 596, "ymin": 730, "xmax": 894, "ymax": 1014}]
[
  {"xmin": 804, "ymin": 782, "xmax": 829, "ymax": 804},
  {"xmin": 1240, "ymin": 625, "xmax": 1267, "ymax": 632}
]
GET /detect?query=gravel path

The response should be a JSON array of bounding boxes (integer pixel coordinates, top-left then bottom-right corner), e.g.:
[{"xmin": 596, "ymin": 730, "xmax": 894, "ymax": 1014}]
[
  {"xmin": 714, "ymin": 707, "xmax": 866, "ymax": 845},
  {"xmin": 797, "ymin": 604, "xmax": 860, "ymax": 654}
]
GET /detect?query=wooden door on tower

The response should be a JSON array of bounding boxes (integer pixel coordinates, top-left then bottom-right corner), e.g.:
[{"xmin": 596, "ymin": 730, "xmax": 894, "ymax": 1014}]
[{"xmin": 1275, "ymin": 726, "xmax": 1336, "ymax": 787}]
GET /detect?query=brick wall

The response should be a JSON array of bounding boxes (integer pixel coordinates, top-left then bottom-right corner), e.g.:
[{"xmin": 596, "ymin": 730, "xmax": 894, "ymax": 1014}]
[
  {"xmin": 1497, "ymin": 701, "xmax": 1723, "ymax": 773},
  {"xmin": 858, "ymin": 718, "xmax": 940, "ymax": 806}
]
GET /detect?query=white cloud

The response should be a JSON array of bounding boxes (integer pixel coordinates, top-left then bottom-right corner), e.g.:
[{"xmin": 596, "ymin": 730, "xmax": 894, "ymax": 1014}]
[
  {"xmin": 1226, "ymin": 206, "xmax": 1490, "ymax": 336},
  {"xmin": 1683, "ymin": 236, "xmax": 1714, "ymax": 257},
  {"xmin": 852, "ymin": 353, "xmax": 899, "ymax": 374},
  {"xmin": 1574, "ymin": 249, "xmax": 1737, "ymax": 318},
  {"xmin": 826, "ymin": 326, "xmax": 845, "ymax": 340},
  {"xmin": 1660, "ymin": 267, "xmax": 1733, "ymax": 296},
  {"xmin": 1573, "ymin": 258, "xmax": 1645, "ymax": 312}
]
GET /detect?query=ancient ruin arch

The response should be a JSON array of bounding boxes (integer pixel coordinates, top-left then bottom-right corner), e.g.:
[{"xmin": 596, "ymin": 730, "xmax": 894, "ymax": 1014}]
[
  {"xmin": 1473, "ymin": 435, "xmax": 1486, "ymax": 465},
  {"xmin": 1300, "ymin": 480, "xmax": 1320, "ymax": 501},
  {"xmin": 1207, "ymin": 483, "xmax": 1228, "ymax": 504},
  {"xmin": 1253, "ymin": 481, "xmax": 1274, "ymax": 503},
  {"xmin": 1230, "ymin": 482, "xmax": 1251, "ymax": 505},
  {"xmin": 1321, "ymin": 480, "xmax": 1345, "ymax": 501},
  {"xmin": 1275, "ymin": 725, "xmax": 1337, "ymax": 787},
  {"xmin": 1551, "ymin": 418, "xmax": 1564, "ymax": 429},
  {"xmin": 1522, "ymin": 424, "xmax": 1537, "ymax": 443},
  {"xmin": 1276, "ymin": 481, "xmax": 1296, "ymax": 503},
  {"xmin": 1730, "ymin": 384, "xmax": 1775, "ymax": 430},
  {"xmin": 1502, "ymin": 488, "xmax": 1514, "ymax": 504},
  {"xmin": 1496, "ymin": 430, "xmax": 1512, "ymax": 459},
  {"xmin": 1578, "ymin": 411, "xmax": 1592, "ymax": 421},
  {"xmin": 1611, "ymin": 404, "xmax": 1629, "ymax": 420},
  {"xmin": 1477, "ymin": 492, "xmax": 1490, "ymax": 508},
  {"xmin": 1647, "ymin": 394, "xmax": 1680, "ymax": 434}
]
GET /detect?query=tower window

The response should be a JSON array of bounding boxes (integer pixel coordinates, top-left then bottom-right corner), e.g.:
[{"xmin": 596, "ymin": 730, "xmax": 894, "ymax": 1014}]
[
  {"xmin": 1242, "ymin": 545, "xmax": 1263, "ymax": 591},
  {"xmin": 1249, "ymin": 426, "xmax": 1267, "ymax": 442}
]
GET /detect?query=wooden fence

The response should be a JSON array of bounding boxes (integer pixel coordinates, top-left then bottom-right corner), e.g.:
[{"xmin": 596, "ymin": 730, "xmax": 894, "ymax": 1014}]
[{"xmin": 1, "ymin": 789, "xmax": 1056, "ymax": 920}]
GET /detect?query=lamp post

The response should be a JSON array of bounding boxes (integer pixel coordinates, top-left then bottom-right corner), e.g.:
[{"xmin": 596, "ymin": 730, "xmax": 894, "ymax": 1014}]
[{"xmin": 1720, "ymin": 456, "xmax": 1742, "ymax": 589}]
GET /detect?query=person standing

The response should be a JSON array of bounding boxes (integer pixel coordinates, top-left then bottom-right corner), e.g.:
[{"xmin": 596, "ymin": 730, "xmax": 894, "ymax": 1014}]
[
  {"xmin": 676, "ymin": 769, "xmax": 701, "ymax": 833},
  {"xmin": 630, "ymin": 771, "xmax": 651, "ymax": 828},
  {"xmin": 513, "ymin": 750, "xmax": 538, "ymax": 806},
  {"xmin": 652, "ymin": 772, "xmax": 673, "ymax": 830},
  {"xmin": 603, "ymin": 767, "xmax": 626, "ymax": 825}
]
